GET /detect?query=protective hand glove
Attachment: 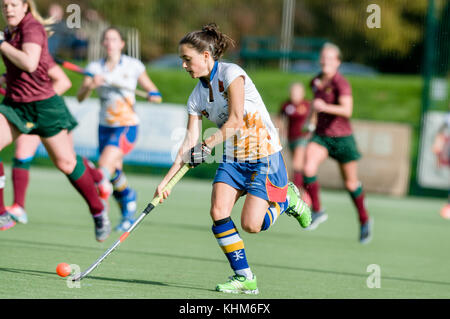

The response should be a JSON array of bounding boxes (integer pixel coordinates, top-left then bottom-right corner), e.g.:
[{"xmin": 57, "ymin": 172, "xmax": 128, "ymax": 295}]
[{"xmin": 188, "ymin": 141, "xmax": 212, "ymax": 168}]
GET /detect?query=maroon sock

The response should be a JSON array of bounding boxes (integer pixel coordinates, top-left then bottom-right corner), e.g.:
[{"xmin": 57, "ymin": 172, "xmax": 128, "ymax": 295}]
[
  {"xmin": 67, "ymin": 157, "xmax": 104, "ymax": 216},
  {"xmin": 82, "ymin": 157, "xmax": 103, "ymax": 184},
  {"xmin": 293, "ymin": 171, "xmax": 304, "ymax": 189},
  {"xmin": 350, "ymin": 187, "xmax": 369, "ymax": 225},
  {"xmin": 12, "ymin": 167, "xmax": 29, "ymax": 208},
  {"xmin": 304, "ymin": 179, "xmax": 321, "ymax": 213},
  {"xmin": 0, "ymin": 162, "xmax": 6, "ymax": 215}
]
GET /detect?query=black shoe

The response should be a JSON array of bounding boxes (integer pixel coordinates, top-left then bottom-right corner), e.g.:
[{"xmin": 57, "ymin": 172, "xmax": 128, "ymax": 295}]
[{"xmin": 359, "ymin": 219, "xmax": 373, "ymax": 244}]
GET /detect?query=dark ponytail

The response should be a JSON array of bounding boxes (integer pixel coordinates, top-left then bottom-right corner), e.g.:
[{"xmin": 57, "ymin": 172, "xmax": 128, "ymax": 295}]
[{"xmin": 179, "ymin": 23, "xmax": 235, "ymax": 60}]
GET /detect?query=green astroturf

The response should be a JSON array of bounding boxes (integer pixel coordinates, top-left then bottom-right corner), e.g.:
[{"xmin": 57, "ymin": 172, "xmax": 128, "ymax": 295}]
[{"xmin": 0, "ymin": 166, "xmax": 449, "ymax": 299}]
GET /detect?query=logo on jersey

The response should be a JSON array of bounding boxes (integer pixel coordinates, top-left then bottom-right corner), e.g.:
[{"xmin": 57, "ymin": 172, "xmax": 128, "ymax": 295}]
[
  {"xmin": 250, "ymin": 171, "xmax": 258, "ymax": 182},
  {"xmin": 219, "ymin": 80, "xmax": 229, "ymax": 100},
  {"xmin": 201, "ymin": 110, "xmax": 209, "ymax": 118},
  {"xmin": 285, "ymin": 104, "xmax": 295, "ymax": 115}
]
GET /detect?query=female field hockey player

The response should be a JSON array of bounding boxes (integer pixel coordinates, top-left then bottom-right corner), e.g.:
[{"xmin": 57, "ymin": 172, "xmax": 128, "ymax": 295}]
[
  {"xmin": 2, "ymin": 62, "xmax": 73, "ymax": 224},
  {"xmin": 302, "ymin": 42, "xmax": 372, "ymax": 243},
  {"xmin": 77, "ymin": 27, "xmax": 162, "ymax": 232},
  {"xmin": 277, "ymin": 82, "xmax": 314, "ymax": 202},
  {"xmin": 0, "ymin": 0, "xmax": 111, "ymax": 242},
  {"xmin": 154, "ymin": 23, "xmax": 311, "ymax": 294}
]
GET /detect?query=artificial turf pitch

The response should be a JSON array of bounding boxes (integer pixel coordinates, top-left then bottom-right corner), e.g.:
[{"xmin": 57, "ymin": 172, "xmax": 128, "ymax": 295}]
[{"xmin": 0, "ymin": 166, "xmax": 449, "ymax": 299}]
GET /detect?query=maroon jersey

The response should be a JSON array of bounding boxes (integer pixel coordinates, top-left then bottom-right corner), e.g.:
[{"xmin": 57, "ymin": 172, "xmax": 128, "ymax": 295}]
[
  {"xmin": 2, "ymin": 13, "xmax": 56, "ymax": 103},
  {"xmin": 280, "ymin": 100, "xmax": 311, "ymax": 141},
  {"xmin": 310, "ymin": 72, "xmax": 353, "ymax": 137}
]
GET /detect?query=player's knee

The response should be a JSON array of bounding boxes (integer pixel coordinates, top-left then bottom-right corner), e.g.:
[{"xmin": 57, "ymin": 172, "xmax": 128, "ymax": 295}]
[
  {"xmin": 0, "ymin": 136, "xmax": 11, "ymax": 150},
  {"xmin": 292, "ymin": 160, "xmax": 303, "ymax": 172},
  {"xmin": 54, "ymin": 157, "xmax": 77, "ymax": 175},
  {"xmin": 303, "ymin": 164, "xmax": 317, "ymax": 177},
  {"xmin": 345, "ymin": 180, "xmax": 360, "ymax": 192},
  {"xmin": 210, "ymin": 206, "xmax": 229, "ymax": 221},
  {"xmin": 241, "ymin": 220, "xmax": 261, "ymax": 234}
]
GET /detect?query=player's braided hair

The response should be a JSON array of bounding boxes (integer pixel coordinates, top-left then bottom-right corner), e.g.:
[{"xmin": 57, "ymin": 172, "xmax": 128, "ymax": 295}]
[{"xmin": 179, "ymin": 23, "xmax": 235, "ymax": 60}]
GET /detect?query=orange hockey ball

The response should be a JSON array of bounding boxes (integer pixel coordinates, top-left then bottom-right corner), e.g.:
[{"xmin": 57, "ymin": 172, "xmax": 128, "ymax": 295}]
[{"xmin": 56, "ymin": 263, "xmax": 71, "ymax": 277}]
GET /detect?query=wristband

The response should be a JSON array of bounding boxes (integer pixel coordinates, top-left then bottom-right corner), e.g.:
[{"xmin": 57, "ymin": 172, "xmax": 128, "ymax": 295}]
[{"xmin": 148, "ymin": 91, "xmax": 162, "ymax": 97}]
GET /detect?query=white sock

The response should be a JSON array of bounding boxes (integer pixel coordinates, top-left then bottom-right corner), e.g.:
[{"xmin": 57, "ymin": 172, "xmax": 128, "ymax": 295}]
[{"xmin": 235, "ymin": 268, "xmax": 253, "ymax": 280}]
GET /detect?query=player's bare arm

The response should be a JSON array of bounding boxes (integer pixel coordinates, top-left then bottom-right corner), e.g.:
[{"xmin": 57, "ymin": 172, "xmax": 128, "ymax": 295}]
[
  {"xmin": 48, "ymin": 65, "xmax": 72, "ymax": 96},
  {"xmin": 76, "ymin": 75, "xmax": 105, "ymax": 102},
  {"xmin": 137, "ymin": 71, "xmax": 162, "ymax": 103},
  {"xmin": 313, "ymin": 95, "xmax": 353, "ymax": 118},
  {"xmin": 0, "ymin": 42, "xmax": 41, "ymax": 73}
]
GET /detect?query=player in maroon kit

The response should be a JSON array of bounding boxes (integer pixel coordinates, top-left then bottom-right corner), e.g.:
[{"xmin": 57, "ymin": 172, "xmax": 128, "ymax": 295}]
[
  {"xmin": 278, "ymin": 82, "xmax": 314, "ymax": 204},
  {"xmin": 0, "ymin": 0, "xmax": 111, "ymax": 241},
  {"xmin": 302, "ymin": 43, "xmax": 372, "ymax": 243}
]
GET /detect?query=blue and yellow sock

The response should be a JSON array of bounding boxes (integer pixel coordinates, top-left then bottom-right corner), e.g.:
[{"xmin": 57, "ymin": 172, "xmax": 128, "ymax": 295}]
[
  {"xmin": 111, "ymin": 169, "xmax": 131, "ymax": 198},
  {"xmin": 261, "ymin": 198, "xmax": 289, "ymax": 231},
  {"xmin": 212, "ymin": 217, "xmax": 253, "ymax": 279}
]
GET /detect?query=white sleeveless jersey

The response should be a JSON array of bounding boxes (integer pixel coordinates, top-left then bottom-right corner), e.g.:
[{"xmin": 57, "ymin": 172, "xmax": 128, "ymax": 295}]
[
  {"xmin": 86, "ymin": 55, "xmax": 145, "ymax": 127},
  {"xmin": 187, "ymin": 62, "xmax": 282, "ymax": 161}
]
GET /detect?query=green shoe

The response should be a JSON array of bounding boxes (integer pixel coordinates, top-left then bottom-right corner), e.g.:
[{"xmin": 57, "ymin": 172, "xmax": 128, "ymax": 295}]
[
  {"xmin": 215, "ymin": 275, "xmax": 259, "ymax": 295},
  {"xmin": 285, "ymin": 182, "xmax": 312, "ymax": 228}
]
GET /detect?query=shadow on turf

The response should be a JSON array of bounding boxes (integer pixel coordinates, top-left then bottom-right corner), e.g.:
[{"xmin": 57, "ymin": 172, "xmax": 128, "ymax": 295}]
[
  {"xmin": 4, "ymin": 238, "xmax": 450, "ymax": 289},
  {"xmin": 0, "ymin": 267, "xmax": 212, "ymax": 292}
]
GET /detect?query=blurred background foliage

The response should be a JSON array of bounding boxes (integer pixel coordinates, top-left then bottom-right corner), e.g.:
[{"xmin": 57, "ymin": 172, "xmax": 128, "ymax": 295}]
[{"xmin": 15, "ymin": 0, "xmax": 446, "ymax": 74}]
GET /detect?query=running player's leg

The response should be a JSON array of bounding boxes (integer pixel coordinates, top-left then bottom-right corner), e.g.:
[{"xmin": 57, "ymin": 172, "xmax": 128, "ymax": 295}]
[
  {"xmin": 110, "ymin": 164, "xmax": 137, "ymax": 230},
  {"xmin": 98, "ymin": 144, "xmax": 122, "ymax": 196},
  {"xmin": 241, "ymin": 193, "xmax": 270, "ymax": 233},
  {"xmin": 303, "ymin": 141, "xmax": 328, "ymax": 212},
  {"xmin": 211, "ymin": 182, "xmax": 259, "ymax": 293},
  {"xmin": 303, "ymin": 141, "xmax": 329, "ymax": 229},
  {"xmin": 82, "ymin": 157, "xmax": 103, "ymax": 184},
  {"xmin": 339, "ymin": 160, "xmax": 371, "ymax": 243},
  {"xmin": 291, "ymin": 144, "xmax": 312, "ymax": 206},
  {"xmin": 292, "ymin": 144, "xmax": 306, "ymax": 189},
  {"xmin": 99, "ymin": 145, "xmax": 137, "ymax": 231},
  {"xmin": 0, "ymin": 114, "xmax": 20, "ymax": 230},
  {"xmin": 246, "ymin": 174, "xmax": 310, "ymax": 232},
  {"xmin": 97, "ymin": 126, "xmax": 137, "ymax": 201},
  {"xmin": 99, "ymin": 126, "xmax": 138, "ymax": 231},
  {"xmin": 66, "ymin": 132, "xmax": 103, "ymax": 184},
  {"xmin": 245, "ymin": 152, "xmax": 309, "ymax": 231},
  {"xmin": 41, "ymin": 129, "xmax": 110, "ymax": 241},
  {"xmin": 8, "ymin": 134, "xmax": 41, "ymax": 223}
]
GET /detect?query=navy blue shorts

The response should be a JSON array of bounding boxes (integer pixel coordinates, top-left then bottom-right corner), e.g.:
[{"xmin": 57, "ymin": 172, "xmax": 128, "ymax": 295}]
[
  {"xmin": 98, "ymin": 125, "xmax": 138, "ymax": 155},
  {"xmin": 213, "ymin": 151, "xmax": 288, "ymax": 203}
]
